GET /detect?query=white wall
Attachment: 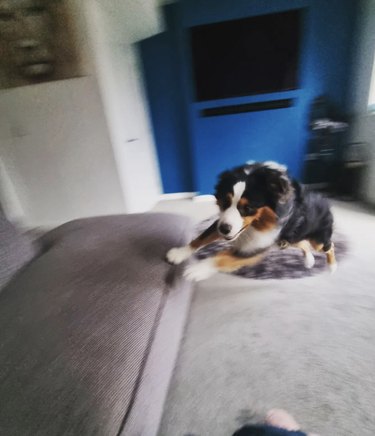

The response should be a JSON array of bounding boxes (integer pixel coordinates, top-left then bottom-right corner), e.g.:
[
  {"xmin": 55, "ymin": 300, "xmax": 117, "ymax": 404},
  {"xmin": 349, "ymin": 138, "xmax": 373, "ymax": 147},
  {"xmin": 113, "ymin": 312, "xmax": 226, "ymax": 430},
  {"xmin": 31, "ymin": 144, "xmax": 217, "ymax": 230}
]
[
  {"xmin": 348, "ymin": 0, "xmax": 375, "ymax": 204},
  {"xmin": 0, "ymin": 0, "xmax": 127, "ymax": 227},
  {"xmin": 0, "ymin": 156, "xmax": 24, "ymax": 223},
  {"xmin": 85, "ymin": 0, "xmax": 163, "ymax": 212},
  {"xmin": 0, "ymin": 77, "xmax": 126, "ymax": 227},
  {"xmin": 0, "ymin": 0, "xmax": 164, "ymax": 226}
]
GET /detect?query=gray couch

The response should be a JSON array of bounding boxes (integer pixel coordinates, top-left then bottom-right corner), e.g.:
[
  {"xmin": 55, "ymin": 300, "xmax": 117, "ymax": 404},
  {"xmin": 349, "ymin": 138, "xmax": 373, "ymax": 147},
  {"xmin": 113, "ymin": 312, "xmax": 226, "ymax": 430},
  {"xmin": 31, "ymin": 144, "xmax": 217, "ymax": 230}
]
[{"xmin": 0, "ymin": 207, "xmax": 192, "ymax": 436}]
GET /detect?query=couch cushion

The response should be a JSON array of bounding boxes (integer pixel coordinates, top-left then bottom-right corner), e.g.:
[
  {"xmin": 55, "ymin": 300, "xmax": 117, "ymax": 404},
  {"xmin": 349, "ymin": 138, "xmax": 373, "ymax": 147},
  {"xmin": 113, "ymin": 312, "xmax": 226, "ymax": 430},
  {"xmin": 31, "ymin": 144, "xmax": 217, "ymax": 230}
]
[
  {"xmin": 0, "ymin": 205, "xmax": 38, "ymax": 291},
  {"xmin": 0, "ymin": 213, "xmax": 192, "ymax": 436}
]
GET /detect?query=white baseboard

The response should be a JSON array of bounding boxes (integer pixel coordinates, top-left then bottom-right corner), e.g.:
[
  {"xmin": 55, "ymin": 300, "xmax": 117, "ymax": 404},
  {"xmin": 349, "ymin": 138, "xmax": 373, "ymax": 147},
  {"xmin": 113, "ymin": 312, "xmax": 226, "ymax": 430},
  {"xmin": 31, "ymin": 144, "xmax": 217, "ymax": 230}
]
[
  {"xmin": 192, "ymin": 194, "xmax": 216, "ymax": 202},
  {"xmin": 159, "ymin": 193, "xmax": 217, "ymax": 203},
  {"xmin": 159, "ymin": 192, "xmax": 196, "ymax": 201}
]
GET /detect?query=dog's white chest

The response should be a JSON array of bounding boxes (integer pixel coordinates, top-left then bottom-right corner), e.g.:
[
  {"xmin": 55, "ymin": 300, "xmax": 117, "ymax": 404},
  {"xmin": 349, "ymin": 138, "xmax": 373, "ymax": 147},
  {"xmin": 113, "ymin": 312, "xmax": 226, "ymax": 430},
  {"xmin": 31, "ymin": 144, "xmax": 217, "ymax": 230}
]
[{"xmin": 233, "ymin": 227, "xmax": 280, "ymax": 255}]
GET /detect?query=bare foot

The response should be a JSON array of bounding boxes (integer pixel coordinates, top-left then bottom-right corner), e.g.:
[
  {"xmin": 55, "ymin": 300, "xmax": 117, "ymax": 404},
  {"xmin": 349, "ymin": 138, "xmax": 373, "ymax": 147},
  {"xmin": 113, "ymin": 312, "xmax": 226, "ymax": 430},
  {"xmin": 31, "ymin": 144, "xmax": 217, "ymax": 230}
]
[
  {"xmin": 265, "ymin": 409, "xmax": 319, "ymax": 436},
  {"xmin": 265, "ymin": 409, "xmax": 301, "ymax": 431}
]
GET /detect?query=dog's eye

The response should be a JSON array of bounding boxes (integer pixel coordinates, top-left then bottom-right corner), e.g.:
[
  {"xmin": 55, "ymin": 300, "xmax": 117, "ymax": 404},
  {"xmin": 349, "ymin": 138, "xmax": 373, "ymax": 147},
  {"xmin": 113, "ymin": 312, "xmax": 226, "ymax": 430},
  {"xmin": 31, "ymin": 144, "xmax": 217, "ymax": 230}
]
[
  {"xmin": 216, "ymin": 197, "xmax": 231, "ymax": 211},
  {"xmin": 239, "ymin": 205, "xmax": 257, "ymax": 216},
  {"xmin": 244, "ymin": 206, "xmax": 257, "ymax": 215}
]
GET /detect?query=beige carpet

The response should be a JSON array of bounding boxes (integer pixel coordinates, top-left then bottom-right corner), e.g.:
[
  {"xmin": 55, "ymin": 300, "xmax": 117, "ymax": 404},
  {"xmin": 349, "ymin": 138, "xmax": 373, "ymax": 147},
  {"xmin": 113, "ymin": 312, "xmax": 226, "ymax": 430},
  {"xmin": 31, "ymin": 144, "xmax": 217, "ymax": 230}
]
[{"xmin": 158, "ymin": 201, "xmax": 375, "ymax": 436}]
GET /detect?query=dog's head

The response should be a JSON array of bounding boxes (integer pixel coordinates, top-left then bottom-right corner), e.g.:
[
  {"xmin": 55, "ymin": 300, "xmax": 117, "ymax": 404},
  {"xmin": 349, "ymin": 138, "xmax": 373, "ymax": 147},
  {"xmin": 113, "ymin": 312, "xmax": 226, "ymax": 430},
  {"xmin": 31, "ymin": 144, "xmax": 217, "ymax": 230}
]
[{"xmin": 214, "ymin": 161, "xmax": 293, "ymax": 240}]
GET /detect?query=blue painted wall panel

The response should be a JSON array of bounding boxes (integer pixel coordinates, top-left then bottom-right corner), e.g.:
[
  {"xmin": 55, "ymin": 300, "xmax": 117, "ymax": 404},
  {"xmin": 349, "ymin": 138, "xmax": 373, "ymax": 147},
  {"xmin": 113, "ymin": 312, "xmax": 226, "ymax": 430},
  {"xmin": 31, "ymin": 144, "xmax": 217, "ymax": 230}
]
[
  {"xmin": 139, "ymin": 32, "xmax": 194, "ymax": 193},
  {"xmin": 140, "ymin": 0, "xmax": 358, "ymax": 194},
  {"xmin": 193, "ymin": 100, "xmax": 303, "ymax": 194}
]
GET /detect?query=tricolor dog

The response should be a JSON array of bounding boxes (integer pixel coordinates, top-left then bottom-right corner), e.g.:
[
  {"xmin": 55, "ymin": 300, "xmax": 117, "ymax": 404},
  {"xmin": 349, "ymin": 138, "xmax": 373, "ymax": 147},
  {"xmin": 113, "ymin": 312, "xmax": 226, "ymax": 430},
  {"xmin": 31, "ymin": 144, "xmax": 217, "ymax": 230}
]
[{"xmin": 167, "ymin": 161, "xmax": 336, "ymax": 281}]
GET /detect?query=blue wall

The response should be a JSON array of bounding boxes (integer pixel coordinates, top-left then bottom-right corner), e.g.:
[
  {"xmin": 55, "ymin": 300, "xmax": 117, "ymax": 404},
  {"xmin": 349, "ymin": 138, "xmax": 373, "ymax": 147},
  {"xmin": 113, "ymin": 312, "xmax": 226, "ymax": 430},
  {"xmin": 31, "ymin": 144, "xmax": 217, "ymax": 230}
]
[
  {"xmin": 140, "ymin": 0, "xmax": 358, "ymax": 194},
  {"xmin": 140, "ymin": 32, "xmax": 194, "ymax": 193}
]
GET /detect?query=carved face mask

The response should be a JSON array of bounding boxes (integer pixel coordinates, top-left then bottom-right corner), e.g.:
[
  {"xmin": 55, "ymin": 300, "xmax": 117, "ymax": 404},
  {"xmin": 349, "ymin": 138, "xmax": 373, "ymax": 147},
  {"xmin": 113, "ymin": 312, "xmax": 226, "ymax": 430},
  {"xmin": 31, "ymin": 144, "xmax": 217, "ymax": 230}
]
[{"xmin": 0, "ymin": 0, "xmax": 54, "ymax": 79}]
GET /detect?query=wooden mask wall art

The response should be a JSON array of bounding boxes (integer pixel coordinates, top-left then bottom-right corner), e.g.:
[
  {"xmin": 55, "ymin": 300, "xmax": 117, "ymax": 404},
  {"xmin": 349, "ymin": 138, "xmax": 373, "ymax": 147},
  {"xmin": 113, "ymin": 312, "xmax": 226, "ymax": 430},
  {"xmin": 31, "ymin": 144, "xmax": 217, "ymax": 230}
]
[{"xmin": 0, "ymin": 0, "xmax": 81, "ymax": 88}]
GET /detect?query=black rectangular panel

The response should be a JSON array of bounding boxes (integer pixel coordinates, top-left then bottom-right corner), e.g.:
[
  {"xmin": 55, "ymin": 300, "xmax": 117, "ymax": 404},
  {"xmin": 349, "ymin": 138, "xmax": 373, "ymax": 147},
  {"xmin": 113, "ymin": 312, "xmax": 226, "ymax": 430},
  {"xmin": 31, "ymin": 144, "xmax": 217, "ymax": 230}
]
[
  {"xmin": 200, "ymin": 99, "xmax": 294, "ymax": 117},
  {"xmin": 190, "ymin": 9, "xmax": 302, "ymax": 101}
]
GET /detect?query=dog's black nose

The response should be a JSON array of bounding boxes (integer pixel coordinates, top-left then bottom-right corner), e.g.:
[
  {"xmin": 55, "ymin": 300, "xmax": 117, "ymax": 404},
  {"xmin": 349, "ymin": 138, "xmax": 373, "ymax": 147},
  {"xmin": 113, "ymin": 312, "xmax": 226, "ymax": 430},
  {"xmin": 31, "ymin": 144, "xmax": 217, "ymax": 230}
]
[{"xmin": 219, "ymin": 223, "xmax": 232, "ymax": 235}]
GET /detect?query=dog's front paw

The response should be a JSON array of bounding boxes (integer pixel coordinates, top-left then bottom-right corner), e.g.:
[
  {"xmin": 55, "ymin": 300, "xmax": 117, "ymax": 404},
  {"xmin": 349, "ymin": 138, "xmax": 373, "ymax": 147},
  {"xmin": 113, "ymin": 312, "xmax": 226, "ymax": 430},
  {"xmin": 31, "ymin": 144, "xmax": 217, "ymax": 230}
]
[
  {"xmin": 304, "ymin": 252, "xmax": 315, "ymax": 269},
  {"xmin": 328, "ymin": 262, "xmax": 337, "ymax": 274},
  {"xmin": 184, "ymin": 259, "xmax": 217, "ymax": 282},
  {"xmin": 166, "ymin": 246, "xmax": 193, "ymax": 265}
]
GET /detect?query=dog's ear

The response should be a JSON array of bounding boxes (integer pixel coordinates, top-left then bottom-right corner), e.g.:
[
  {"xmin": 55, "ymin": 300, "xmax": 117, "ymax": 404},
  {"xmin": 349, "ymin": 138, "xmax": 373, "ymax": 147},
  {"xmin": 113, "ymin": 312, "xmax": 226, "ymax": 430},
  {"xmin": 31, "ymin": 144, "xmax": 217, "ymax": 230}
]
[
  {"xmin": 216, "ymin": 170, "xmax": 232, "ymax": 183},
  {"xmin": 214, "ymin": 170, "xmax": 230, "ymax": 198},
  {"xmin": 214, "ymin": 169, "xmax": 239, "ymax": 198},
  {"xmin": 265, "ymin": 170, "xmax": 293, "ymax": 203}
]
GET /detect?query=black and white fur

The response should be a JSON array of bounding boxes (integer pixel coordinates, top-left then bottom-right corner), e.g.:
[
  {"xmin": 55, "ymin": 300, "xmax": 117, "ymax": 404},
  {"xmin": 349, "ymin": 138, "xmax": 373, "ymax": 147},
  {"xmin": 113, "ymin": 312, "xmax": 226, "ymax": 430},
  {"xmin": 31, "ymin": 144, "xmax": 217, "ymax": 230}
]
[{"xmin": 167, "ymin": 161, "xmax": 336, "ymax": 281}]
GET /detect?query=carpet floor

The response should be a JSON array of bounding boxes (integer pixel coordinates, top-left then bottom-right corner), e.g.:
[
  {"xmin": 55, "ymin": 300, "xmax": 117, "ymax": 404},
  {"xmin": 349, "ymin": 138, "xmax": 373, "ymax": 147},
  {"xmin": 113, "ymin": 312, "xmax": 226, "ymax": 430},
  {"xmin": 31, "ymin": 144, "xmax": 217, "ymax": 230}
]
[{"xmin": 158, "ymin": 201, "xmax": 375, "ymax": 436}]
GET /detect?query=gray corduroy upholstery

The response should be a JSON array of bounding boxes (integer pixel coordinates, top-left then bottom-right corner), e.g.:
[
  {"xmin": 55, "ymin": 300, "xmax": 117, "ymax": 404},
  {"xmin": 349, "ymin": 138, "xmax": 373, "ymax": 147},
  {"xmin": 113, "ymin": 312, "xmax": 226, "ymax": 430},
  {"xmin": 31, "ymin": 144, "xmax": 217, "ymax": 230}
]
[
  {"xmin": 0, "ymin": 212, "xmax": 192, "ymax": 436},
  {"xmin": 0, "ymin": 205, "xmax": 38, "ymax": 291}
]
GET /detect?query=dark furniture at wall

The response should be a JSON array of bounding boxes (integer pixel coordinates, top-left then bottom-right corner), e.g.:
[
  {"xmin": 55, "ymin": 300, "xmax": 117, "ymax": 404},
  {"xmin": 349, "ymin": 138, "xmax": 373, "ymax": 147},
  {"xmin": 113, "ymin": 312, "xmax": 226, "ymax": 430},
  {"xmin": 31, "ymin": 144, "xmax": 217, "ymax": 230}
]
[{"xmin": 302, "ymin": 96, "xmax": 348, "ymax": 192}]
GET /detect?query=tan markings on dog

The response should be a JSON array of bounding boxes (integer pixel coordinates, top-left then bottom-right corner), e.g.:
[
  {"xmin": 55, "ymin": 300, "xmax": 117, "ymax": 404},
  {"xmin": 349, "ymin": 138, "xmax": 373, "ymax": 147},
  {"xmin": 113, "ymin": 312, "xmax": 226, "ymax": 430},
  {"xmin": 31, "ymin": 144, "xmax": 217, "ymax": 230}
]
[
  {"xmin": 238, "ymin": 198, "xmax": 249, "ymax": 207},
  {"xmin": 325, "ymin": 242, "xmax": 336, "ymax": 265},
  {"xmin": 292, "ymin": 240, "xmax": 312, "ymax": 254},
  {"xmin": 298, "ymin": 239, "xmax": 336, "ymax": 268},
  {"xmin": 190, "ymin": 231, "xmax": 220, "ymax": 250},
  {"xmin": 251, "ymin": 207, "xmax": 278, "ymax": 232},
  {"xmin": 291, "ymin": 240, "xmax": 314, "ymax": 264},
  {"xmin": 242, "ymin": 215, "xmax": 256, "ymax": 228},
  {"xmin": 241, "ymin": 207, "xmax": 263, "ymax": 227},
  {"xmin": 213, "ymin": 250, "xmax": 265, "ymax": 272},
  {"xmin": 310, "ymin": 240, "xmax": 324, "ymax": 251}
]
